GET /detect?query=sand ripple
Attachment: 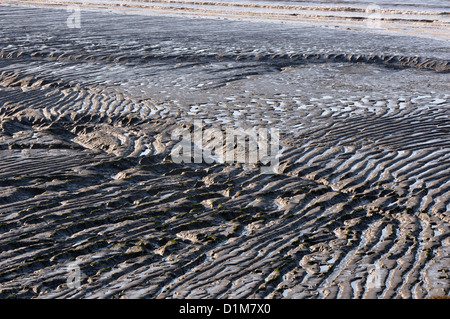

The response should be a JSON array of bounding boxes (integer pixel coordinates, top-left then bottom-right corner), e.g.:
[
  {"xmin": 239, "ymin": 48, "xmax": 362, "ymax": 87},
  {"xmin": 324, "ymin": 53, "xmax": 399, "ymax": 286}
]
[{"xmin": 0, "ymin": 4, "xmax": 448, "ymax": 299}]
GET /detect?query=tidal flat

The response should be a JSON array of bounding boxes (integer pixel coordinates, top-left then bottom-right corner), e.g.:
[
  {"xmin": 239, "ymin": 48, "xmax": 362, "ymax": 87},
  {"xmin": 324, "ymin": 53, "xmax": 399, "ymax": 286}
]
[{"xmin": 0, "ymin": 0, "xmax": 449, "ymax": 299}]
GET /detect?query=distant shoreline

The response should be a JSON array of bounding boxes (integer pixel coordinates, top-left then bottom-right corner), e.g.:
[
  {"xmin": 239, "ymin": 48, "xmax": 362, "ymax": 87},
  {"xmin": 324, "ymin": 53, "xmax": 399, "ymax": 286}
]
[{"xmin": 3, "ymin": 0, "xmax": 450, "ymax": 41}]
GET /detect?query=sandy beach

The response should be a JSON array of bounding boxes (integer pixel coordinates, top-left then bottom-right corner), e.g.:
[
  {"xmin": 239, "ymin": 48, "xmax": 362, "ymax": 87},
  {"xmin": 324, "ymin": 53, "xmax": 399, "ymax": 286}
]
[{"xmin": 0, "ymin": 0, "xmax": 449, "ymax": 299}]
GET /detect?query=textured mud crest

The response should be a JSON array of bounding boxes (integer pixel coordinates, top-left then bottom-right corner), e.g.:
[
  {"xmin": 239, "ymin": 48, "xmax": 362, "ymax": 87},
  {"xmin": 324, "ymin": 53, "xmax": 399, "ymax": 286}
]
[{"xmin": 0, "ymin": 2, "xmax": 449, "ymax": 299}]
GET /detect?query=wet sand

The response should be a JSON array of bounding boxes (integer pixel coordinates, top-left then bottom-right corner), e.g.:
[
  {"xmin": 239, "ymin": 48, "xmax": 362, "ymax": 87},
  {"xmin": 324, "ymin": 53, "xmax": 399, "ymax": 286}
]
[{"xmin": 0, "ymin": 1, "xmax": 449, "ymax": 299}]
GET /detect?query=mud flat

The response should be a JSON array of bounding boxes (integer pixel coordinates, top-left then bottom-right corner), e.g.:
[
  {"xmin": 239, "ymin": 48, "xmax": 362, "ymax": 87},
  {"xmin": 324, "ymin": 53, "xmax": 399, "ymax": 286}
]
[{"xmin": 0, "ymin": 2, "xmax": 449, "ymax": 299}]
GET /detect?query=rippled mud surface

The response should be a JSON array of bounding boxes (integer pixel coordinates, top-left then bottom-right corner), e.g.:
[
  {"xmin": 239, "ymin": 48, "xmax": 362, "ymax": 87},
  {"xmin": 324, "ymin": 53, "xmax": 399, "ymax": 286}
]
[{"xmin": 0, "ymin": 3, "xmax": 449, "ymax": 299}]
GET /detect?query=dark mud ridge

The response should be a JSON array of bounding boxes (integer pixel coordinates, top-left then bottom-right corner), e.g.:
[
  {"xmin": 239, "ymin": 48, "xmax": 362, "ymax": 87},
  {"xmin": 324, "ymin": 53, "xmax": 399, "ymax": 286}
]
[{"xmin": 1, "ymin": 49, "xmax": 449, "ymax": 73}]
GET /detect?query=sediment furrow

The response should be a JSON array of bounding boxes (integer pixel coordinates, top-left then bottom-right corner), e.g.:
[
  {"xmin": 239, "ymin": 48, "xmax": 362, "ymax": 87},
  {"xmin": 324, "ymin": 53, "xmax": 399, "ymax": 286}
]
[
  {"xmin": 419, "ymin": 181, "xmax": 450, "ymax": 215},
  {"xmin": 400, "ymin": 150, "xmax": 449, "ymax": 177},
  {"xmin": 103, "ymin": 93, "xmax": 122, "ymax": 116},
  {"xmin": 320, "ymin": 148, "xmax": 375, "ymax": 184},
  {"xmin": 56, "ymin": 89, "xmax": 88, "ymax": 117},
  {"xmin": 385, "ymin": 218, "xmax": 428, "ymax": 300},
  {"xmin": 155, "ymin": 198, "xmax": 307, "ymax": 295},
  {"xmin": 396, "ymin": 215, "xmax": 434, "ymax": 299},
  {"xmin": 378, "ymin": 216, "xmax": 421, "ymax": 298},
  {"xmin": 317, "ymin": 116, "xmax": 448, "ymax": 151},
  {"xmin": 359, "ymin": 151, "xmax": 398, "ymax": 181},
  {"xmin": 410, "ymin": 162, "xmax": 450, "ymax": 188},
  {"xmin": 333, "ymin": 152, "xmax": 387, "ymax": 190},
  {"xmin": 159, "ymin": 191, "xmax": 353, "ymax": 298},
  {"xmin": 0, "ymin": 156, "xmax": 91, "ymax": 180},
  {"xmin": 48, "ymin": 90, "xmax": 81, "ymax": 117},
  {"xmin": 367, "ymin": 125, "xmax": 443, "ymax": 146},
  {"xmin": 0, "ymin": 73, "xmax": 156, "ymax": 129}
]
